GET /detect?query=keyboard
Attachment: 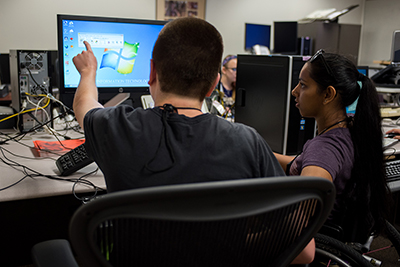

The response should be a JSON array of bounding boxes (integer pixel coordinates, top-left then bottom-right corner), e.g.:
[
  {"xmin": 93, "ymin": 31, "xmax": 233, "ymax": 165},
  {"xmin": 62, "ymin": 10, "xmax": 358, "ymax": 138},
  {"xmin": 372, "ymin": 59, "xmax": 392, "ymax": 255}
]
[
  {"xmin": 56, "ymin": 143, "xmax": 94, "ymax": 176},
  {"xmin": 385, "ymin": 159, "xmax": 400, "ymax": 181}
]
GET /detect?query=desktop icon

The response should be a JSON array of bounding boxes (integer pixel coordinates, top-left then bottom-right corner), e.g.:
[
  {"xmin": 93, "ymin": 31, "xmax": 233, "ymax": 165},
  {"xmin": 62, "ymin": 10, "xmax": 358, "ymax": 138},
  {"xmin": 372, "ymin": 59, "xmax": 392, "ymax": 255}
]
[{"xmin": 100, "ymin": 41, "xmax": 139, "ymax": 74}]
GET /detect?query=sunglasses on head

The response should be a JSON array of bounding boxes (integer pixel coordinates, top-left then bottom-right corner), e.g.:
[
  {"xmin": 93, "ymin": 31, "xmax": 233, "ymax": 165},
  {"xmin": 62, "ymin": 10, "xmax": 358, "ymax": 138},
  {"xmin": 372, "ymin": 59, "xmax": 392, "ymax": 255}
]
[{"xmin": 309, "ymin": 49, "xmax": 337, "ymax": 82}]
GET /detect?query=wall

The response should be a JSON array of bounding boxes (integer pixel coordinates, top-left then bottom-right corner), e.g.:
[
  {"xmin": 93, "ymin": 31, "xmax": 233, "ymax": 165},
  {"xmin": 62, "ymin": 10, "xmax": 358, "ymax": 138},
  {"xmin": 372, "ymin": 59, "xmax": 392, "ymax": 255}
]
[
  {"xmin": 0, "ymin": 0, "xmax": 397, "ymax": 66},
  {"xmin": 0, "ymin": 0, "xmax": 156, "ymax": 52},
  {"xmin": 359, "ymin": 0, "xmax": 400, "ymax": 66},
  {"xmin": 206, "ymin": 0, "xmax": 364, "ymax": 58}
]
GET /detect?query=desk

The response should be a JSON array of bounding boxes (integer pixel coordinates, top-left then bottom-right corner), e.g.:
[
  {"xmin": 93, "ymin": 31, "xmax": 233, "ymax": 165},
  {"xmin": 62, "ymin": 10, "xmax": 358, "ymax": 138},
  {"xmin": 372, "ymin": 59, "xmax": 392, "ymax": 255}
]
[
  {"xmin": 0, "ymin": 130, "xmax": 106, "ymax": 201},
  {"xmin": 383, "ymin": 125, "xmax": 400, "ymax": 193},
  {"xmin": 0, "ymin": 129, "xmax": 106, "ymax": 266}
]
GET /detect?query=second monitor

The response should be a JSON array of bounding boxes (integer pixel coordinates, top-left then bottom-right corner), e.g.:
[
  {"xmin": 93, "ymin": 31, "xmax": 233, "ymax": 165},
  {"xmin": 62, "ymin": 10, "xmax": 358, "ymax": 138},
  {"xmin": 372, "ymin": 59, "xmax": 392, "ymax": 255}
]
[
  {"xmin": 273, "ymin": 21, "xmax": 298, "ymax": 55},
  {"xmin": 245, "ymin": 23, "xmax": 271, "ymax": 52}
]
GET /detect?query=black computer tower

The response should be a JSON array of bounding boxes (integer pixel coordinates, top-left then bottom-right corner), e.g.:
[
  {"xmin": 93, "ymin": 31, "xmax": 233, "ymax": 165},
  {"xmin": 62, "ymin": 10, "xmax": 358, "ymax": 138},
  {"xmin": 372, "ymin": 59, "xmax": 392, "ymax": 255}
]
[
  {"xmin": 235, "ymin": 54, "xmax": 316, "ymax": 155},
  {"xmin": 298, "ymin": 37, "xmax": 313, "ymax": 56}
]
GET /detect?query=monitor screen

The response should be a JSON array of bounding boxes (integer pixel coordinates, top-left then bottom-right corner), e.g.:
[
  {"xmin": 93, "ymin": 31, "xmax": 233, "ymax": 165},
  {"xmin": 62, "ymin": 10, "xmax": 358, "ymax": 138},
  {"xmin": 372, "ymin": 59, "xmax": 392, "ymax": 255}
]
[
  {"xmin": 57, "ymin": 14, "xmax": 166, "ymax": 107},
  {"xmin": 245, "ymin": 23, "xmax": 271, "ymax": 50},
  {"xmin": 357, "ymin": 66, "xmax": 369, "ymax": 77},
  {"xmin": 273, "ymin": 21, "xmax": 298, "ymax": 54}
]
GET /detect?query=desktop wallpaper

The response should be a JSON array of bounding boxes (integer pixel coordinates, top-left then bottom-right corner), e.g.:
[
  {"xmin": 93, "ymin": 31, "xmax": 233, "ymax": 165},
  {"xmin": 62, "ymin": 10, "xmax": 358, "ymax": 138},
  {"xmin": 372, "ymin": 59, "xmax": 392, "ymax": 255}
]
[{"xmin": 61, "ymin": 18, "xmax": 164, "ymax": 88}]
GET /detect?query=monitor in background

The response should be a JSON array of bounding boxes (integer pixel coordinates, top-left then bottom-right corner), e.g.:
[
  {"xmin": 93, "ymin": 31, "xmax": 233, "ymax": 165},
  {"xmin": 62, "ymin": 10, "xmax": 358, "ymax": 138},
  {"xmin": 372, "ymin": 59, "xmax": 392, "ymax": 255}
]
[
  {"xmin": 391, "ymin": 30, "xmax": 400, "ymax": 63},
  {"xmin": 245, "ymin": 23, "xmax": 271, "ymax": 51},
  {"xmin": 0, "ymin": 53, "xmax": 10, "ymax": 85},
  {"xmin": 273, "ymin": 21, "xmax": 298, "ymax": 55},
  {"xmin": 357, "ymin": 66, "xmax": 369, "ymax": 77},
  {"xmin": 57, "ymin": 14, "xmax": 167, "ymax": 109}
]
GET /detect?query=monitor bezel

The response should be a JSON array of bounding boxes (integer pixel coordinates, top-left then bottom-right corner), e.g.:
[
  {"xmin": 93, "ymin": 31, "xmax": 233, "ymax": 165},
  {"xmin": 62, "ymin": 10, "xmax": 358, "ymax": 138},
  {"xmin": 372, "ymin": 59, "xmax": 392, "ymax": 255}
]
[{"xmin": 56, "ymin": 14, "xmax": 167, "ymax": 99}]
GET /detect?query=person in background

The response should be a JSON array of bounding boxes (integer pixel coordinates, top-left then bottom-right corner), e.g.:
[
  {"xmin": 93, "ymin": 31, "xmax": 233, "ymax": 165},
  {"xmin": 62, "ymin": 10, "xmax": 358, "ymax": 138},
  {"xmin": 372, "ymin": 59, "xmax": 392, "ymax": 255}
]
[
  {"xmin": 208, "ymin": 55, "xmax": 237, "ymax": 121},
  {"xmin": 274, "ymin": 50, "xmax": 392, "ymax": 241}
]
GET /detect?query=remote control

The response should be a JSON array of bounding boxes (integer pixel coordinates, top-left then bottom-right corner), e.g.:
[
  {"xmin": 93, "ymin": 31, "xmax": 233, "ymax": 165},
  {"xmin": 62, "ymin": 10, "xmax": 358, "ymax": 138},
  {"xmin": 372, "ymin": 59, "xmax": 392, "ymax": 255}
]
[{"xmin": 56, "ymin": 143, "xmax": 94, "ymax": 176}]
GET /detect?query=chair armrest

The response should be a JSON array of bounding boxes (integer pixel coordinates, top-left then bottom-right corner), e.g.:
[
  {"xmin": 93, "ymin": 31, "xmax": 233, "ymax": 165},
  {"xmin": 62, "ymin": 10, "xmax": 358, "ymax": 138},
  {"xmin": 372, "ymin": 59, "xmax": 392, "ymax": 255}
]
[{"xmin": 31, "ymin": 239, "xmax": 79, "ymax": 267}]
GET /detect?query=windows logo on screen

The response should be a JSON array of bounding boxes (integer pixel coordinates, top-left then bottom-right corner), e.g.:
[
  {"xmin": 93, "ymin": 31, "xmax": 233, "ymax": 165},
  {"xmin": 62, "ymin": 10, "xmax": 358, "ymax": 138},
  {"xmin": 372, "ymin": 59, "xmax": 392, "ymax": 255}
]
[{"xmin": 100, "ymin": 42, "xmax": 139, "ymax": 74}]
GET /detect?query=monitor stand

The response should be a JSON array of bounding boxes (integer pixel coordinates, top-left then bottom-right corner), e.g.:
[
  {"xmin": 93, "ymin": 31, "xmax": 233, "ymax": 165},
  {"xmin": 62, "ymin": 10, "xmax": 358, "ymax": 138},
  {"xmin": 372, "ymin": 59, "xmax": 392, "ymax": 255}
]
[{"xmin": 103, "ymin": 93, "xmax": 131, "ymax": 108}]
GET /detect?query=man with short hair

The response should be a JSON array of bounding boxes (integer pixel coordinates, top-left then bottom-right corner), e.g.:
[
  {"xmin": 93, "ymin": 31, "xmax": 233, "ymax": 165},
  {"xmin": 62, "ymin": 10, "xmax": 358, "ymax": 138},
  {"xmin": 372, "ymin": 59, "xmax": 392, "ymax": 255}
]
[
  {"xmin": 72, "ymin": 16, "xmax": 314, "ymax": 264},
  {"xmin": 72, "ymin": 17, "xmax": 284, "ymax": 192}
]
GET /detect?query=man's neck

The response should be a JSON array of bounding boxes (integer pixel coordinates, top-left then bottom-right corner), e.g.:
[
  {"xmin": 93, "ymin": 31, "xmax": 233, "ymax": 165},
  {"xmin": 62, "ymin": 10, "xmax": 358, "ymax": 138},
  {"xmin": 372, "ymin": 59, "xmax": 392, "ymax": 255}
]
[{"xmin": 154, "ymin": 95, "xmax": 204, "ymax": 118}]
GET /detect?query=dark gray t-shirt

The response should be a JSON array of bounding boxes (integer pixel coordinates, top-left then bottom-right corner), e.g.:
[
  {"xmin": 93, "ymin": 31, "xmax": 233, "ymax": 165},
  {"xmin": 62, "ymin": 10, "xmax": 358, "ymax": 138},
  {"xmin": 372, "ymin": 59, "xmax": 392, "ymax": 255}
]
[{"xmin": 84, "ymin": 105, "xmax": 284, "ymax": 192}]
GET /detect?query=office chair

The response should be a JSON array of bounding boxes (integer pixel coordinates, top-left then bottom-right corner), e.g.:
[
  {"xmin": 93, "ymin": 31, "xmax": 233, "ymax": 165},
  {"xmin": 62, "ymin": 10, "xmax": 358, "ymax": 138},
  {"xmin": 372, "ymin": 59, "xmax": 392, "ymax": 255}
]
[{"xmin": 32, "ymin": 176, "xmax": 335, "ymax": 267}]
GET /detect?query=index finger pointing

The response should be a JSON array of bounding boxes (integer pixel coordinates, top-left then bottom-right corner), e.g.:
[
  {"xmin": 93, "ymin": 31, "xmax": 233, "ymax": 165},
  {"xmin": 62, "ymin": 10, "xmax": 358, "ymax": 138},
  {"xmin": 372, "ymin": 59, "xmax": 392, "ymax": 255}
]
[{"xmin": 83, "ymin": 40, "xmax": 92, "ymax": 52}]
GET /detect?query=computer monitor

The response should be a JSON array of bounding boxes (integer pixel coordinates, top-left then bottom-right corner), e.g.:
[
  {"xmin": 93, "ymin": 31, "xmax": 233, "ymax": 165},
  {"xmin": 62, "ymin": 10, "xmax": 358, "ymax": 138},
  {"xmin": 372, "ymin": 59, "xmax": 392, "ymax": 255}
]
[
  {"xmin": 0, "ymin": 53, "xmax": 10, "ymax": 85},
  {"xmin": 391, "ymin": 30, "xmax": 400, "ymax": 63},
  {"xmin": 273, "ymin": 21, "xmax": 298, "ymax": 54},
  {"xmin": 244, "ymin": 23, "xmax": 271, "ymax": 51},
  {"xmin": 57, "ymin": 14, "xmax": 167, "ymax": 108},
  {"xmin": 357, "ymin": 66, "xmax": 369, "ymax": 77}
]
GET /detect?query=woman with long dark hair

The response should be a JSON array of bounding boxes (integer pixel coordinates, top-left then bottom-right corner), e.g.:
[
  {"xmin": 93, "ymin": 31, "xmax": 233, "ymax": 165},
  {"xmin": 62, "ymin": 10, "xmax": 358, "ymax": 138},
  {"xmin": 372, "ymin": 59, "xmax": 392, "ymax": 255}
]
[{"xmin": 275, "ymin": 50, "xmax": 391, "ymax": 240}]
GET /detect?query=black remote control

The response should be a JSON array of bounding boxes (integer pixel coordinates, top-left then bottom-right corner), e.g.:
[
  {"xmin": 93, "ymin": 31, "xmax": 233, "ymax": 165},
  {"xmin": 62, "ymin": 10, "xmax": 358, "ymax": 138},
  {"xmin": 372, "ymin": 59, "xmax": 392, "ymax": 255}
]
[{"xmin": 56, "ymin": 143, "xmax": 94, "ymax": 176}]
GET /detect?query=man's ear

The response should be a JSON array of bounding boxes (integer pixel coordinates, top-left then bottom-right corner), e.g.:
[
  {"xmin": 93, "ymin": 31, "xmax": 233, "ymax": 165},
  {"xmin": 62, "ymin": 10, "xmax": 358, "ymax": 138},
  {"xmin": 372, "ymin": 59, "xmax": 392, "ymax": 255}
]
[
  {"xmin": 148, "ymin": 59, "xmax": 157, "ymax": 86},
  {"xmin": 206, "ymin": 73, "xmax": 220, "ymax": 97},
  {"xmin": 324, "ymin": 85, "xmax": 337, "ymax": 105}
]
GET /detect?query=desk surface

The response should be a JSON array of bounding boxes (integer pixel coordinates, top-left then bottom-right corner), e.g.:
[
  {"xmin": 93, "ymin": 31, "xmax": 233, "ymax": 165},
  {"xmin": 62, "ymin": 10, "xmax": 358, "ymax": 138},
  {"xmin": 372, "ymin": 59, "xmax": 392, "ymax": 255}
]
[
  {"xmin": 2, "ymin": 124, "xmax": 400, "ymax": 202},
  {"xmin": 0, "ymin": 130, "xmax": 106, "ymax": 202}
]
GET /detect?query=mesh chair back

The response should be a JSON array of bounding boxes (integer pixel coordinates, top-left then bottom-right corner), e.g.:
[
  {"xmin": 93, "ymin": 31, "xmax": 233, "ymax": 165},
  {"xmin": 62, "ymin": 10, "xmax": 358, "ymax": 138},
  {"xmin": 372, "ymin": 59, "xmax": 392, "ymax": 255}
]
[{"xmin": 69, "ymin": 176, "xmax": 335, "ymax": 267}]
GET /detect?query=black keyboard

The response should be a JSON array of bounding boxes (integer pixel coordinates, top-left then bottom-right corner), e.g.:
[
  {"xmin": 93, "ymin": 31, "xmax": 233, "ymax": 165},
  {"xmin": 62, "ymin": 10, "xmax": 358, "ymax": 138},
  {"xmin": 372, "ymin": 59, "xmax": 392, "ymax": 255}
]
[
  {"xmin": 56, "ymin": 143, "xmax": 94, "ymax": 176},
  {"xmin": 385, "ymin": 159, "xmax": 400, "ymax": 181}
]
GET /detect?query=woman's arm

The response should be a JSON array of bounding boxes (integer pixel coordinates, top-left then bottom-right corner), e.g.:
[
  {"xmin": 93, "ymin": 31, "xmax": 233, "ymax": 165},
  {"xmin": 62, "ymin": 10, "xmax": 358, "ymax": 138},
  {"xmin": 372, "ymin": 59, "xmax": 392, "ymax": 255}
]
[
  {"xmin": 289, "ymin": 166, "xmax": 332, "ymax": 264},
  {"xmin": 273, "ymin": 152, "xmax": 295, "ymax": 172},
  {"xmin": 291, "ymin": 238, "xmax": 315, "ymax": 264},
  {"xmin": 300, "ymin": 165, "xmax": 333, "ymax": 182}
]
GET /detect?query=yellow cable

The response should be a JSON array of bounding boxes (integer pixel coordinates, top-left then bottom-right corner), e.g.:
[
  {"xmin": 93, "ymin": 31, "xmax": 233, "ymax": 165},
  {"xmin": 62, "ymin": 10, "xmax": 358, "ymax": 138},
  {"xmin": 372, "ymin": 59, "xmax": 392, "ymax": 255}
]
[{"xmin": 0, "ymin": 95, "xmax": 50, "ymax": 123}]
